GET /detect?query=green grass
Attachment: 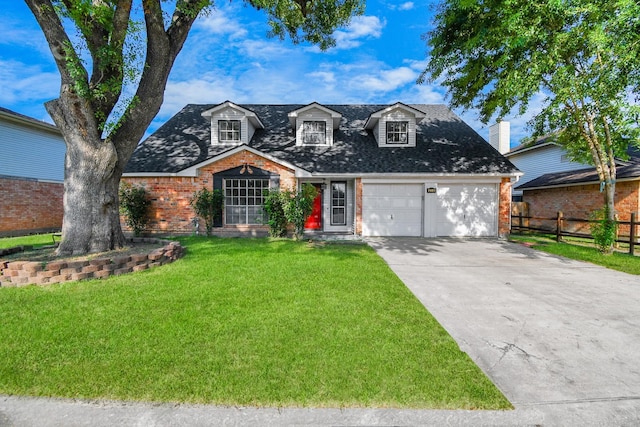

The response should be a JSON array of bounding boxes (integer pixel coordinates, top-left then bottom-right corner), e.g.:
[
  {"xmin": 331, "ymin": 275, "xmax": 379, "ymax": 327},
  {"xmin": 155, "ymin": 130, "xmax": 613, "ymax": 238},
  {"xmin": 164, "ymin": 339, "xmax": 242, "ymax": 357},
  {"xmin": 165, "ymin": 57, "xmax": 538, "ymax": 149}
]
[
  {"xmin": 0, "ymin": 233, "xmax": 56, "ymax": 249},
  {"xmin": 0, "ymin": 236, "xmax": 510, "ymax": 409},
  {"xmin": 510, "ymin": 234, "xmax": 640, "ymax": 275}
]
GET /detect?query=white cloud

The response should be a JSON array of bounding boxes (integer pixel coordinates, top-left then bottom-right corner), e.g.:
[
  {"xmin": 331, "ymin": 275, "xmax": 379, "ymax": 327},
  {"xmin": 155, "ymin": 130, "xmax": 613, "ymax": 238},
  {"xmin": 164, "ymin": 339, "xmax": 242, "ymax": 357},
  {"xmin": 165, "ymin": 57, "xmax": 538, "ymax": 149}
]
[
  {"xmin": 0, "ymin": 60, "xmax": 58, "ymax": 104},
  {"xmin": 195, "ymin": 7, "xmax": 248, "ymax": 39},
  {"xmin": 239, "ymin": 39, "xmax": 293, "ymax": 60},
  {"xmin": 307, "ymin": 71, "xmax": 336, "ymax": 85},
  {"xmin": 398, "ymin": 2, "xmax": 415, "ymax": 11},
  {"xmin": 332, "ymin": 16, "xmax": 385, "ymax": 50},
  {"xmin": 161, "ymin": 76, "xmax": 243, "ymax": 118},
  {"xmin": 0, "ymin": 19, "xmax": 52, "ymax": 57},
  {"xmin": 354, "ymin": 66, "xmax": 418, "ymax": 92}
]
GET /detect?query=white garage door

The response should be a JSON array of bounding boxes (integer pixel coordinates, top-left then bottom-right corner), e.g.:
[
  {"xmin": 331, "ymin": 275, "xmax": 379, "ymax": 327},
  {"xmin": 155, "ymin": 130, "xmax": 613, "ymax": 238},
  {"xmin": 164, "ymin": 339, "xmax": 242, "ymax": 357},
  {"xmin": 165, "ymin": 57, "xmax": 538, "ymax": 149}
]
[
  {"xmin": 362, "ymin": 184, "xmax": 423, "ymax": 236},
  {"xmin": 436, "ymin": 184, "xmax": 497, "ymax": 237}
]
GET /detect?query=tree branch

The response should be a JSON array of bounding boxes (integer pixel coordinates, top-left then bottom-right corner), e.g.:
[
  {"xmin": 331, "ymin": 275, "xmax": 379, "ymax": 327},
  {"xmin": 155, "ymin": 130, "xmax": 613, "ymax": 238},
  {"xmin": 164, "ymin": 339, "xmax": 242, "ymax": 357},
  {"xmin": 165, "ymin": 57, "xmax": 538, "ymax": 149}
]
[{"xmin": 24, "ymin": 0, "xmax": 88, "ymax": 88}]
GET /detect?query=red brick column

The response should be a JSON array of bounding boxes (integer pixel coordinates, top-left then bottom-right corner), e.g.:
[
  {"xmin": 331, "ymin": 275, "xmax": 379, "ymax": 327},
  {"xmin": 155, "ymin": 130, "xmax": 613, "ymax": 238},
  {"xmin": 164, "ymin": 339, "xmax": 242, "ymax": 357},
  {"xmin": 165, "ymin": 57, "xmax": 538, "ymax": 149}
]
[{"xmin": 498, "ymin": 178, "xmax": 512, "ymax": 237}]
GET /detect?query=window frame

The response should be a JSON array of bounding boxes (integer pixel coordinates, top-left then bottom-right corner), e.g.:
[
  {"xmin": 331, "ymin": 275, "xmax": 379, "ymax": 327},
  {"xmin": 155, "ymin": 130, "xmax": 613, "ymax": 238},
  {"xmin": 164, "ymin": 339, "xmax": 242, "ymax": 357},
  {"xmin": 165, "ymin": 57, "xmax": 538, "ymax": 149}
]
[
  {"xmin": 386, "ymin": 121, "xmax": 409, "ymax": 144},
  {"xmin": 330, "ymin": 181, "xmax": 347, "ymax": 226},
  {"xmin": 218, "ymin": 120, "xmax": 241, "ymax": 143},
  {"xmin": 223, "ymin": 178, "xmax": 270, "ymax": 225},
  {"xmin": 302, "ymin": 121, "xmax": 327, "ymax": 145}
]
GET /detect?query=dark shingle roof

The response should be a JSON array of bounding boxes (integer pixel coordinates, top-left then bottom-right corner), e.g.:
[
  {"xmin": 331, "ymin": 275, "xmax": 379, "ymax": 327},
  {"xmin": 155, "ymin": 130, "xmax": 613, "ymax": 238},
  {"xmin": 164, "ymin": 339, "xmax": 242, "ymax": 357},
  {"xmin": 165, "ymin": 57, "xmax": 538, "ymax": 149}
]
[
  {"xmin": 517, "ymin": 163, "xmax": 640, "ymax": 190},
  {"xmin": 125, "ymin": 103, "xmax": 519, "ymax": 175}
]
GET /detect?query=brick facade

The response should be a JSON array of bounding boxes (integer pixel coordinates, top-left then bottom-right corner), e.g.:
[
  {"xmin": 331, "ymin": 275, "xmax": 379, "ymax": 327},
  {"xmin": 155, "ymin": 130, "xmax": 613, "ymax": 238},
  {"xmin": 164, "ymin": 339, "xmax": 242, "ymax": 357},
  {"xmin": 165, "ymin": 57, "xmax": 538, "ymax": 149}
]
[
  {"xmin": 498, "ymin": 178, "xmax": 512, "ymax": 237},
  {"xmin": 354, "ymin": 178, "xmax": 363, "ymax": 235},
  {"xmin": 124, "ymin": 153, "xmax": 515, "ymax": 237},
  {"xmin": 523, "ymin": 180, "xmax": 640, "ymax": 235},
  {"xmin": 0, "ymin": 176, "xmax": 63, "ymax": 237},
  {"xmin": 122, "ymin": 150, "xmax": 297, "ymax": 235}
]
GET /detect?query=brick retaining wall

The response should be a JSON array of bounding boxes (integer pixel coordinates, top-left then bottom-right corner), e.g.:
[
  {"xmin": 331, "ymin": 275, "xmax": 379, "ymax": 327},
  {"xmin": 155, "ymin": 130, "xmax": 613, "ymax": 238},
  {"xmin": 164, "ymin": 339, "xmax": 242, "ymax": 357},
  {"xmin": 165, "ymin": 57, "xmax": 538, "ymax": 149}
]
[{"xmin": 0, "ymin": 238, "xmax": 184, "ymax": 288}]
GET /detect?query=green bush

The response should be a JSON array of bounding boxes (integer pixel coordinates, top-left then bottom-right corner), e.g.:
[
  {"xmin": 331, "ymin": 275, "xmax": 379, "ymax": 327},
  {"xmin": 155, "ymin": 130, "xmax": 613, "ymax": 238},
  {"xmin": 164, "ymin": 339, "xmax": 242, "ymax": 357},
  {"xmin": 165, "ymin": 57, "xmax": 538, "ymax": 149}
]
[
  {"xmin": 590, "ymin": 206, "xmax": 618, "ymax": 254},
  {"xmin": 119, "ymin": 183, "xmax": 151, "ymax": 237},
  {"xmin": 263, "ymin": 190, "xmax": 288, "ymax": 237},
  {"xmin": 190, "ymin": 188, "xmax": 224, "ymax": 236},
  {"xmin": 282, "ymin": 183, "xmax": 318, "ymax": 240}
]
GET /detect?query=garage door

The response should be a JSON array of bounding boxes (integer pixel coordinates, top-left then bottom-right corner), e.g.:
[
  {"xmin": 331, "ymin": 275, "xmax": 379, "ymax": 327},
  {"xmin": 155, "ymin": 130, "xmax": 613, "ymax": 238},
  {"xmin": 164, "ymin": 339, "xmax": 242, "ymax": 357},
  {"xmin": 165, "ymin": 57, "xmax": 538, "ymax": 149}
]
[
  {"xmin": 436, "ymin": 184, "xmax": 497, "ymax": 237},
  {"xmin": 362, "ymin": 184, "xmax": 423, "ymax": 236}
]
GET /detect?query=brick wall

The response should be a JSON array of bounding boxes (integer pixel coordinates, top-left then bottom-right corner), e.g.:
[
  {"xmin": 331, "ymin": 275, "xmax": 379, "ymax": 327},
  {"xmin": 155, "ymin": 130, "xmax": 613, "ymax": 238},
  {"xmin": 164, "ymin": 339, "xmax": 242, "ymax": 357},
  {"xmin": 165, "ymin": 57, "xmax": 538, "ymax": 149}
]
[
  {"xmin": 122, "ymin": 150, "xmax": 297, "ymax": 235},
  {"xmin": 354, "ymin": 178, "xmax": 363, "ymax": 235},
  {"xmin": 498, "ymin": 178, "xmax": 512, "ymax": 237},
  {"xmin": 523, "ymin": 180, "xmax": 640, "ymax": 235},
  {"xmin": 0, "ymin": 176, "xmax": 63, "ymax": 237}
]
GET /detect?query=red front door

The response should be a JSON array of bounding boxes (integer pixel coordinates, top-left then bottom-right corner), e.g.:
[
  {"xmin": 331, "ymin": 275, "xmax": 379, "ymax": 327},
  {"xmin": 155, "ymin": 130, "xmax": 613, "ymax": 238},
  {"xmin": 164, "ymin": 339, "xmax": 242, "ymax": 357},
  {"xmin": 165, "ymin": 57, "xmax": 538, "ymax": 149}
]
[{"xmin": 304, "ymin": 185, "xmax": 323, "ymax": 230}]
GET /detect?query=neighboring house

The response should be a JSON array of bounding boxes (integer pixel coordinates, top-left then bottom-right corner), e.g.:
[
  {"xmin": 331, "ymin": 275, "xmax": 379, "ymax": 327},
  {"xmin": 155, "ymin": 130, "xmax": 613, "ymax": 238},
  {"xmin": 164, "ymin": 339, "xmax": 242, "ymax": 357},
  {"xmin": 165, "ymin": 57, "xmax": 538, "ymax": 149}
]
[
  {"xmin": 122, "ymin": 101, "xmax": 520, "ymax": 238},
  {"xmin": 0, "ymin": 107, "xmax": 65, "ymax": 237},
  {"xmin": 505, "ymin": 134, "xmax": 640, "ymax": 234},
  {"xmin": 504, "ymin": 135, "xmax": 591, "ymax": 201},
  {"xmin": 516, "ymin": 154, "xmax": 640, "ymax": 234}
]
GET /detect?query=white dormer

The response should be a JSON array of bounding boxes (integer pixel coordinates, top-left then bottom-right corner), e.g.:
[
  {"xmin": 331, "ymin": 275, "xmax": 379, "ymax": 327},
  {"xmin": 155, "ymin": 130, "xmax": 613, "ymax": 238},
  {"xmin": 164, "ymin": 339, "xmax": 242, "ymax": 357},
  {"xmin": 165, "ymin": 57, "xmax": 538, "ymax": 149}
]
[
  {"xmin": 364, "ymin": 102, "xmax": 426, "ymax": 148},
  {"xmin": 201, "ymin": 101, "xmax": 264, "ymax": 145},
  {"xmin": 288, "ymin": 103, "xmax": 341, "ymax": 146}
]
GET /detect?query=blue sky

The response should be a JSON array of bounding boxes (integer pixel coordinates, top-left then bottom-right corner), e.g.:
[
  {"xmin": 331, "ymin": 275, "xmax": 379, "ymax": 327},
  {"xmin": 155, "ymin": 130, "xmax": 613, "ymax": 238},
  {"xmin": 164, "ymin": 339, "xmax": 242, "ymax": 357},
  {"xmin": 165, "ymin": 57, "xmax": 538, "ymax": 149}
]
[{"xmin": 2, "ymin": 1, "xmax": 539, "ymax": 145}]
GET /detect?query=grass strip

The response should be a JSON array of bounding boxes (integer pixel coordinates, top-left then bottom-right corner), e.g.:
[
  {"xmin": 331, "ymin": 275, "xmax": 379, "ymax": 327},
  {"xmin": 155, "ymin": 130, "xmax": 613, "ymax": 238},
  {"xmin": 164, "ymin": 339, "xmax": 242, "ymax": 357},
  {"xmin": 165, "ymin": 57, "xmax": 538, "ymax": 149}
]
[
  {"xmin": 0, "ymin": 233, "xmax": 56, "ymax": 249},
  {"xmin": 510, "ymin": 234, "xmax": 640, "ymax": 275}
]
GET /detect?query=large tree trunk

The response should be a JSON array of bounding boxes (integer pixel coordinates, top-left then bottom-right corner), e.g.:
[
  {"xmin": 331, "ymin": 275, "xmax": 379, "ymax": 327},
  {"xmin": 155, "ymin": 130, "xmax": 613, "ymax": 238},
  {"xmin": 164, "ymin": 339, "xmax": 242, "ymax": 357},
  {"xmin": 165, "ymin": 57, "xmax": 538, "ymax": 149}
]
[
  {"xmin": 48, "ymin": 96, "xmax": 126, "ymax": 256},
  {"xmin": 58, "ymin": 156, "xmax": 125, "ymax": 256}
]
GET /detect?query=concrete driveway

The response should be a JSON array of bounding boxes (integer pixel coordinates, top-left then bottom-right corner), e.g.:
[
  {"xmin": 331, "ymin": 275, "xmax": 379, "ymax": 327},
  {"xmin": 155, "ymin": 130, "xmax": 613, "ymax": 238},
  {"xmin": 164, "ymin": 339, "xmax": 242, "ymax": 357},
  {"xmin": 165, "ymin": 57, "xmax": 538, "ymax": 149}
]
[{"xmin": 367, "ymin": 237, "xmax": 640, "ymax": 425}]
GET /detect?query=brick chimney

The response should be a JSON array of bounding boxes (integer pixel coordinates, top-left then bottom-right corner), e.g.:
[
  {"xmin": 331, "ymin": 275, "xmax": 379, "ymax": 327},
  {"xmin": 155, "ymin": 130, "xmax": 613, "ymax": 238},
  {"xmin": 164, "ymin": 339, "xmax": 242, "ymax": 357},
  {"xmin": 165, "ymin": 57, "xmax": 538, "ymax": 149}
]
[{"xmin": 489, "ymin": 121, "xmax": 510, "ymax": 154}]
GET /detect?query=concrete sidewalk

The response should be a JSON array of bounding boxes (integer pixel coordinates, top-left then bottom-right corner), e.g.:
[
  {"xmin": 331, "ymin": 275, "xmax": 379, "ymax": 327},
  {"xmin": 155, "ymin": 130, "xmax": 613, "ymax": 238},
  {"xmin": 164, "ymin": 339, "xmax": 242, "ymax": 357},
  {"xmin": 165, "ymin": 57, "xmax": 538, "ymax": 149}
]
[{"xmin": 2, "ymin": 238, "xmax": 640, "ymax": 426}]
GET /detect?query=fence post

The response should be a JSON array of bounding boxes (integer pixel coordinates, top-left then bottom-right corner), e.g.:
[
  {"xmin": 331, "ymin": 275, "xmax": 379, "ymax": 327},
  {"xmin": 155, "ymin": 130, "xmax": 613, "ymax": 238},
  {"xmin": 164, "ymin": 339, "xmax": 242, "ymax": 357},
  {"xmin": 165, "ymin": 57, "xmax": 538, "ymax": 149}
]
[
  {"xmin": 556, "ymin": 211, "xmax": 563, "ymax": 242},
  {"xmin": 519, "ymin": 212, "xmax": 523, "ymax": 232},
  {"xmin": 630, "ymin": 212, "xmax": 637, "ymax": 255}
]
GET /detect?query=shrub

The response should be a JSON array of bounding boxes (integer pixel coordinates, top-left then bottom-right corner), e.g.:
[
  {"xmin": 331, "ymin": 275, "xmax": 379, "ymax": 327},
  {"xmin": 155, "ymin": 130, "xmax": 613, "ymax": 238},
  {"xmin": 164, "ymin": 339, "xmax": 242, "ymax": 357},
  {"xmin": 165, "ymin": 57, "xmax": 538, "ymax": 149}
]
[
  {"xmin": 263, "ymin": 190, "xmax": 288, "ymax": 238},
  {"xmin": 119, "ymin": 183, "xmax": 151, "ymax": 237},
  {"xmin": 590, "ymin": 206, "xmax": 618, "ymax": 254},
  {"xmin": 190, "ymin": 188, "xmax": 224, "ymax": 236},
  {"xmin": 282, "ymin": 183, "xmax": 318, "ymax": 240}
]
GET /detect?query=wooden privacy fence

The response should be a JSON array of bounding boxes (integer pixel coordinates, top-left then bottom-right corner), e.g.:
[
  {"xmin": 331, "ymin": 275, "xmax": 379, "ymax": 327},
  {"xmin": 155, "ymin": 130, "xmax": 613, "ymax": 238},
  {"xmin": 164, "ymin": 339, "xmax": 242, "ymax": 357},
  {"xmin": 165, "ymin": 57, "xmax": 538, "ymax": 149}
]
[{"xmin": 511, "ymin": 211, "xmax": 639, "ymax": 255}]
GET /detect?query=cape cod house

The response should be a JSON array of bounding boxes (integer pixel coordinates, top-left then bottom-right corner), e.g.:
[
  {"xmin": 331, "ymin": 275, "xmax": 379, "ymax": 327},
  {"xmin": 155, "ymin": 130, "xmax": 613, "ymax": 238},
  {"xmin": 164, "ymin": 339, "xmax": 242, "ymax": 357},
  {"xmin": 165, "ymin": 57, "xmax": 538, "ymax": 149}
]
[{"xmin": 122, "ymin": 101, "xmax": 520, "ymax": 237}]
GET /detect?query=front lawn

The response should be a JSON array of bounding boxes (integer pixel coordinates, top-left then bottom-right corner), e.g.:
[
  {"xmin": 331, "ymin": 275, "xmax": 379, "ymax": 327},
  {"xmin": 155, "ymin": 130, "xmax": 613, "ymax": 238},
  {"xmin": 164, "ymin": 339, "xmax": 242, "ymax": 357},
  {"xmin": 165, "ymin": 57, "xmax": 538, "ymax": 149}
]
[{"xmin": 0, "ymin": 236, "xmax": 510, "ymax": 409}]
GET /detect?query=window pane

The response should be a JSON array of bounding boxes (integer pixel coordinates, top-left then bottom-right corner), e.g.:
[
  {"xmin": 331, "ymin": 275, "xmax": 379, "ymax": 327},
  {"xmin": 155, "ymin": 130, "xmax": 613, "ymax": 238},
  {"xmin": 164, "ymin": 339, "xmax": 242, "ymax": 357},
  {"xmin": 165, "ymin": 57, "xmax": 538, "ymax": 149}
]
[
  {"xmin": 386, "ymin": 121, "xmax": 408, "ymax": 144},
  {"xmin": 224, "ymin": 178, "xmax": 270, "ymax": 224},
  {"xmin": 303, "ymin": 121, "xmax": 326, "ymax": 144},
  {"xmin": 332, "ymin": 208, "xmax": 345, "ymax": 225},
  {"xmin": 219, "ymin": 120, "xmax": 241, "ymax": 142},
  {"xmin": 330, "ymin": 181, "xmax": 347, "ymax": 225}
]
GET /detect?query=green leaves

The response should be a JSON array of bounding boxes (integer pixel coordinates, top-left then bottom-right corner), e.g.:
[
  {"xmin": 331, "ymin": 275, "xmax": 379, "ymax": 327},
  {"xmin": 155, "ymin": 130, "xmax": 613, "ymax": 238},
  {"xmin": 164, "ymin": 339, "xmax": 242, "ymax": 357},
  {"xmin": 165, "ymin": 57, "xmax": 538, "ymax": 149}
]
[
  {"xmin": 190, "ymin": 188, "xmax": 224, "ymax": 236},
  {"xmin": 250, "ymin": 0, "xmax": 365, "ymax": 50},
  {"xmin": 422, "ymin": 0, "xmax": 640, "ymax": 252},
  {"xmin": 119, "ymin": 182, "xmax": 151, "ymax": 237}
]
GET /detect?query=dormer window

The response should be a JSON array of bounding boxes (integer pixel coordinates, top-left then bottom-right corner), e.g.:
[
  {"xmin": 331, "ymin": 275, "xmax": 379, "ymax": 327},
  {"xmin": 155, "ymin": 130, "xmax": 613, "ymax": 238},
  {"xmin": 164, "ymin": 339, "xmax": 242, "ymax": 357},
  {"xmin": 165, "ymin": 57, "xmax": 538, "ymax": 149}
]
[
  {"xmin": 364, "ymin": 102, "xmax": 426, "ymax": 148},
  {"xmin": 303, "ymin": 121, "xmax": 326, "ymax": 145},
  {"xmin": 219, "ymin": 120, "xmax": 241, "ymax": 142},
  {"xmin": 201, "ymin": 101, "xmax": 264, "ymax": 146},
  {"xmin": 288, "ymin": 103, "xmax": 341, "ymax": 147},
  {"xmin": 386, "ymin": 121, "xmax": 408, "ymax": 144}
]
